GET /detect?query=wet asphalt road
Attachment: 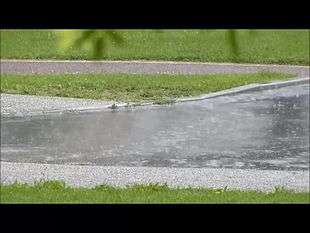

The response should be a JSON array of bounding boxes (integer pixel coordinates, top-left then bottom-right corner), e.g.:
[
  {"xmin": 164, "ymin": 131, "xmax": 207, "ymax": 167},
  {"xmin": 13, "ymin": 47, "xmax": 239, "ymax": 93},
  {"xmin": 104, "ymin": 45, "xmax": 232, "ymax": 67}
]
[
  {"xmin": 1, "ymin": 60, "xmax": 309, "ymax": 76},
  {"xmin": 1, "ymin": 83, "xmax": 309, "ymax": 171}
]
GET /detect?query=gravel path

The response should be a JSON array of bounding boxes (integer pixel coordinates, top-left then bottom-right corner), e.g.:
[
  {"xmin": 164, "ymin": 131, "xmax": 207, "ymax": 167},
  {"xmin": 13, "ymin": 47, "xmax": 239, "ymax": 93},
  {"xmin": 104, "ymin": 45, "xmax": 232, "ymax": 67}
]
[
  {"xmin": 1, "ymin": 59, "xmax": 309, "ymax": 76},
  {"xmin": 1, "ymin": 161, "xmax": 308, "ymax": 191},
  {"xmin": 0, "ymin": 94, "xmax": 114, "ymax": 117}
]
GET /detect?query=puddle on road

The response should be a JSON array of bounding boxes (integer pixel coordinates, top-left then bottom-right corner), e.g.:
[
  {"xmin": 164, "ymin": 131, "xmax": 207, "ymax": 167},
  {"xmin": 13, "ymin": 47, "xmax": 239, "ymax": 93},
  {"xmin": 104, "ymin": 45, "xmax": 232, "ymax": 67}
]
[{"xmin": 1, "ymin": 84, "xmax": 309, "ymax": 171}]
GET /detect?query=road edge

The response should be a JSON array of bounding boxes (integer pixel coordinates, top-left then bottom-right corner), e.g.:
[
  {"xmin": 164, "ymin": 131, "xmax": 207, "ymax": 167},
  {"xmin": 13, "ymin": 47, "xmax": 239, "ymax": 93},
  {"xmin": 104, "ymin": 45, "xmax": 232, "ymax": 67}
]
[{"xmin": 1, "ymin": 77, "xmax": 309, "ymax": 117}]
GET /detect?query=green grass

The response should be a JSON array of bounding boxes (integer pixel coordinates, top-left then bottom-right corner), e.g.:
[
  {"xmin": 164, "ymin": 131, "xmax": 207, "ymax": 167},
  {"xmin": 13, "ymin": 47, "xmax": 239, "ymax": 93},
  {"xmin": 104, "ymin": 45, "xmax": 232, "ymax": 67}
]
[
  {"xmin": 1, "ymin": 30, "xmax": 309, "ymax": 65},
  {"xmin": 1, "ymin": 181, "xmax": 309, "ymax": 203},
  {"xmin": 0, "ymin": 72, "xmax": 292, "ymax": 103}
]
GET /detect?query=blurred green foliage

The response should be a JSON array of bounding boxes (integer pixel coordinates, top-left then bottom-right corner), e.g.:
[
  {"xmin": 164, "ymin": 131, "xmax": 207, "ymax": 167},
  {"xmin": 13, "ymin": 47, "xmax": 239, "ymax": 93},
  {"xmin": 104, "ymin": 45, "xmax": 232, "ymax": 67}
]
[
  {"xmin": 57, "ymin": 30, "xmax": 251, "ymax": 59},
  {"xmin": 57, "ymin": 30, "xmax": 125, "ymax": 59}
]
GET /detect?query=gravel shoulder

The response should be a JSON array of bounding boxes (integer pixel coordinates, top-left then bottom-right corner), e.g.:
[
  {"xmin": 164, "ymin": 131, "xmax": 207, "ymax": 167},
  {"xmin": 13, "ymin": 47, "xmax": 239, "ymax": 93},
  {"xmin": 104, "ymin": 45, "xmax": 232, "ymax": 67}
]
[
  {"xmin": 1, "ymin": 161, "xmax": 309, "ymax": 192},
  {"xmin": 0, "ymin": 94, "xmax": 115, "ymax": 117}
]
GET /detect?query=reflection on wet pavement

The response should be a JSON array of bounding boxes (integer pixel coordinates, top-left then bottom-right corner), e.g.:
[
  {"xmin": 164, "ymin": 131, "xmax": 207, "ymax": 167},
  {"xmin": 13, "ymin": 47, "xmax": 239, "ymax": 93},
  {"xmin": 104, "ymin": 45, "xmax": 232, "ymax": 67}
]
[{"xmin": 1, "ymin": 84, "xmax": 309, "ymax": 171}]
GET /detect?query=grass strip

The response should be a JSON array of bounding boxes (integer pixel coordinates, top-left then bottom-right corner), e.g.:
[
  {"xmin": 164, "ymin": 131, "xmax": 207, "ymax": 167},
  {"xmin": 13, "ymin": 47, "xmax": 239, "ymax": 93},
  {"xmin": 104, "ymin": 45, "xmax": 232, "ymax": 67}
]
[
  {"xmin": 0, "ymin": 72, "xmax": 292, "ymax": 103},
  {"xmin": 1, "ymin": 30, "xmax": 309, "ymax": 65},
  {"xmin": 1, "ymin": 181, "xmax": 309, "ymax": 203}
]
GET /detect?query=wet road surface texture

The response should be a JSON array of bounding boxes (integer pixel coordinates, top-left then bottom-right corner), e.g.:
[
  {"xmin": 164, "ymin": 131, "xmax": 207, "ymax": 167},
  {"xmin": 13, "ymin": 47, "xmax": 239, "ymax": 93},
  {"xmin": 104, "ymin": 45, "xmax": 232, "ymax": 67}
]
[{"xmin": 1, "ymin": 84, "xmax": 309, "ymax": 171}]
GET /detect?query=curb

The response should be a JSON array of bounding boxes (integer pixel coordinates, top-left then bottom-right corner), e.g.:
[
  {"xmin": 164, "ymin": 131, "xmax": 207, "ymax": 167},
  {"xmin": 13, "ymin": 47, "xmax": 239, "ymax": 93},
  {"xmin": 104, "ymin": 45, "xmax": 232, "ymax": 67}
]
[
  {"xmin": 113, "ymin": 77, "xmax": 309, "ymax": 108},
  {"xmin": 175, "ymin": 77, "xmax": 310, "ymax": 103},
  {"xmin": 1, "ymin": 77, "xmax": 309, "ymax": 118}
]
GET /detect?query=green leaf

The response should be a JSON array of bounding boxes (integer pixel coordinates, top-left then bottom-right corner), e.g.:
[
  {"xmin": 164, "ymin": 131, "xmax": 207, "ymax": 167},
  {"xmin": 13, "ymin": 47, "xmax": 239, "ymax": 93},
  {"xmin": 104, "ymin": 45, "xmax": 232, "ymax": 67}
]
[{"xmin": 226, "ymin": 30, "xmax": 239, "ymax": 56}]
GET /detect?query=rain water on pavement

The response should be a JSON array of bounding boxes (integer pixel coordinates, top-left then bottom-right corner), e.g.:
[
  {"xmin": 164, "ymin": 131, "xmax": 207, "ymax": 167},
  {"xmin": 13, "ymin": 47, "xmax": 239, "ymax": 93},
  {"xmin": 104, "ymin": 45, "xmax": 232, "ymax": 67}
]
[{"xmin": 1, "ymin": 84, "xmax": 309, "ymax": 171}]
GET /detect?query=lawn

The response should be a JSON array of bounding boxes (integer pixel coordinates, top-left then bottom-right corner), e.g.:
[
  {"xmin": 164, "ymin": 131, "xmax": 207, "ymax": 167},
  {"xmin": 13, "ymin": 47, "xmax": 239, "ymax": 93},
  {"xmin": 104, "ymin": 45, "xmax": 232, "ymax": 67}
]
[
  {"xmin": 0, "ymin": 30, "xmax": 309, "ymax": 65},
  {"xmin": 0, "ymin": 72, "xmax": 292, "ymax": 103},
  {"xmin": 1, "ymin": 181, "xmax": 309, "ymax": 203}
]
